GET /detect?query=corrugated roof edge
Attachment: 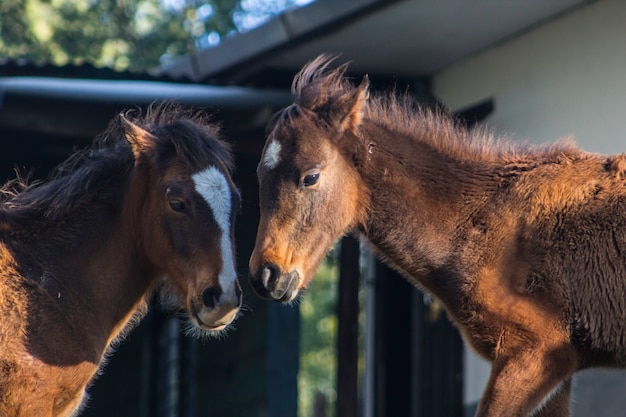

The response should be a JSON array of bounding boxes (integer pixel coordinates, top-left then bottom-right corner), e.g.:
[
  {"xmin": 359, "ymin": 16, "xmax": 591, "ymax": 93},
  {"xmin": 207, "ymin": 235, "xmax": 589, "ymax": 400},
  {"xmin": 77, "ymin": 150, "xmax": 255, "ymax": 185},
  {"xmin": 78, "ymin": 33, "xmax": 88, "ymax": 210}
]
[
  {"xmin": 0, "ymin": 59, "xmax": 194, "ymax": 83},
  {"xmin": 158, "ymin": 0, "xmax": 400, "ymax": 83}
]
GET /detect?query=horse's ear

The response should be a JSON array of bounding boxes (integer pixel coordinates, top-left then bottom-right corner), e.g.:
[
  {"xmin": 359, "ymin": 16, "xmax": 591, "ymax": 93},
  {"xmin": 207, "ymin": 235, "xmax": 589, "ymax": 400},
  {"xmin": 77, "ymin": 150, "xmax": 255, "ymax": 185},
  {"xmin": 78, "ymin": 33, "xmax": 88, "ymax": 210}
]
[
  {"xmin": 119, "ymin": 114, "xmax": 156, "ymax": 160},
  {"xmin": 336, "ymin": 75, "xmax": 370, "ymax": 134}
]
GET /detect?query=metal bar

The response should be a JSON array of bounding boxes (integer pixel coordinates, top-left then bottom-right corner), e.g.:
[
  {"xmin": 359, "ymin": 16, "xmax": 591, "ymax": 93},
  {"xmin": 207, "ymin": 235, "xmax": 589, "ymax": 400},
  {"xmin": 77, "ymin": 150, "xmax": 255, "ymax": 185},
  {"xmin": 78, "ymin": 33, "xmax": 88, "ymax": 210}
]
[
  {"xmin": 336, "ymin": 236, "xmax": 361, "ymax": 417},
  {"xmin": 160, "ymin": 317, "xmax": 181, "ymax": 417},
  {"xmin": 363, "ymin": 246, "xmax": 377, "ymax": 417}
]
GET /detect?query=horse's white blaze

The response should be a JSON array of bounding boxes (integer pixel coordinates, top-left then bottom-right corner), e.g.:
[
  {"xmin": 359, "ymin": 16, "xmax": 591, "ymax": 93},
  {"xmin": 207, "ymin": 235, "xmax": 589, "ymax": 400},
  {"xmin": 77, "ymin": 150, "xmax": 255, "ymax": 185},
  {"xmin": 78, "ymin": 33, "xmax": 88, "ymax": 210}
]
[
  {"xmin": 263, "ymin": 140, "xmax": 282, "ymax": 170},
  {"xmin": 192, "ymin": 167, "xmax": 237, "ymax": 294}
]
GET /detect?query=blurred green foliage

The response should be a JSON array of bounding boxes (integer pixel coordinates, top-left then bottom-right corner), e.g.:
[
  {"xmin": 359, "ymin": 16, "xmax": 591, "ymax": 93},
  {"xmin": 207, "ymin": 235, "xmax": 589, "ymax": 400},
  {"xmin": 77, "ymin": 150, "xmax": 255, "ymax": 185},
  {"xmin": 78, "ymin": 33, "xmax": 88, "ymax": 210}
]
[
  {"xmin": 0, "ymin": 0, "xmax": 309, "ymax": 72},
  {"xmin": 298, "ymin": 252, "xmax": 339, "ymax": 417}
]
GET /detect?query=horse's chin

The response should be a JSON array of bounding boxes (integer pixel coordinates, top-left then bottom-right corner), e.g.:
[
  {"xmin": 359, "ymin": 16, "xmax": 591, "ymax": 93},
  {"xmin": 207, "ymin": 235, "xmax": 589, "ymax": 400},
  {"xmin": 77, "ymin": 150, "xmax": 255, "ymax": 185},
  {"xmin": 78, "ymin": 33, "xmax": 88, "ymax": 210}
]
[
  {"xmin": 193, "ymin": 317, "xmax": 229, "ymax": 331},
  {"xmin": 188, "ymin": 300, "xmax": 238, "ymax": 334},
  {"xmin": 183, "ymin": 316, "xmax": 234, "ymax": 340},
  {"xmin": 192, "ymin": 318, "xmax": 230, "ymax": 334}
]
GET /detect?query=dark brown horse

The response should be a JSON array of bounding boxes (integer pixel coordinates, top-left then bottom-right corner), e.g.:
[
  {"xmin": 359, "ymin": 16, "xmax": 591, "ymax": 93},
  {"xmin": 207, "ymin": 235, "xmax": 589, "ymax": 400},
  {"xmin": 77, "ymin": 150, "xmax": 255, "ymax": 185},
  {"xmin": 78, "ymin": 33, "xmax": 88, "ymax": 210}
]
[
  {"xmin": 0, "ymin": 103, "xmax": 242, "ymax": 416},
  {"xmin": 249, "ymin": 55, "xmax": 626, "ymax": 417}
]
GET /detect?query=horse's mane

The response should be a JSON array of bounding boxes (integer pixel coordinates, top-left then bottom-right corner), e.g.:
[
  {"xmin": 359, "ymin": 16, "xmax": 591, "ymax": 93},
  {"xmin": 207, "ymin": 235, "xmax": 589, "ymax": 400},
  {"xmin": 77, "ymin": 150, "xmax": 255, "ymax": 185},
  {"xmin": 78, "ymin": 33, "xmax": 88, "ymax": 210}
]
[
  {"xmin": 291, "ymin": 55, "xmax": 582, "ymax": 164},
  {"xmin": 0, "ymin": 102, "xmax": 232, "ymax": 224},
  {"xmin": 133, "ymin": 103, "xmax": 233, "ymax": 173}
]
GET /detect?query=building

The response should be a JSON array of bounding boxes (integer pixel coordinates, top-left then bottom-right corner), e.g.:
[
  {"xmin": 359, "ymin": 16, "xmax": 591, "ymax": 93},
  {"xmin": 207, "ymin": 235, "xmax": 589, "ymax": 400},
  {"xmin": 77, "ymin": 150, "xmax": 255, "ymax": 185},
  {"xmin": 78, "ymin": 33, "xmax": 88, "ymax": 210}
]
[{"xmin": 5, "ymin": 0, "xmax": 626, "ymax": 415}]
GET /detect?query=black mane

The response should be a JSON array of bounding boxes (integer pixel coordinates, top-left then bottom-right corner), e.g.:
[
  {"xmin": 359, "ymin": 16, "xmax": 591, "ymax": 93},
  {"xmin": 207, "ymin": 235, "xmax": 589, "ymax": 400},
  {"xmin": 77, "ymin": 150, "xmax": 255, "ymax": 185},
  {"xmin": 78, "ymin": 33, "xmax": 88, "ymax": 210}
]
[{"xmin": 128, "ymin": 102, "xmax": 233, "ymax": 174}]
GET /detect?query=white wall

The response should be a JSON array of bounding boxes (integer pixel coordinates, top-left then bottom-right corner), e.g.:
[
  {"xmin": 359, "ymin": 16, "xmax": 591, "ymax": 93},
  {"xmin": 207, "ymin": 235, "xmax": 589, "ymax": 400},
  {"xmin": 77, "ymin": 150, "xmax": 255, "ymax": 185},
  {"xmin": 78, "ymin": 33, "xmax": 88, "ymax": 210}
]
[
  {"xmin": 434, "ymin": 0, "xmax": 626, "ymax": 155},
  {"xmin": 432, "ymin": 0, "xmax": 626, "ymax": 412}
]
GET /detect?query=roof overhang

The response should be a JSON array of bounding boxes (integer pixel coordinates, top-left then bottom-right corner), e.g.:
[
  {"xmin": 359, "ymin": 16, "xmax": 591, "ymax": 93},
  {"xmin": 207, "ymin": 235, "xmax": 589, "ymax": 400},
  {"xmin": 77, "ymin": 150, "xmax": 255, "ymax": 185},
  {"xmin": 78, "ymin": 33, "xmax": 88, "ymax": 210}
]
[{"xmin": 161, "ymin": 0, "xmax": 594, "ymax": 83}]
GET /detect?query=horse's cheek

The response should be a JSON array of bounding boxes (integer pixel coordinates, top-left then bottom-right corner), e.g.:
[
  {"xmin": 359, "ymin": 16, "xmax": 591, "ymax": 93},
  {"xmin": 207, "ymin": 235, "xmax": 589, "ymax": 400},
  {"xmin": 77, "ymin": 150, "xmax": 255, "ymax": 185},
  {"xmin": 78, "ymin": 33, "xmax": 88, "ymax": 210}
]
[
  {"xmin": 142, "ymin": 215, "xmax": 188, "ymax": 269},
  {"xmin": 162, "ymin": 218, "xmax": 192, "ymax": 259}
]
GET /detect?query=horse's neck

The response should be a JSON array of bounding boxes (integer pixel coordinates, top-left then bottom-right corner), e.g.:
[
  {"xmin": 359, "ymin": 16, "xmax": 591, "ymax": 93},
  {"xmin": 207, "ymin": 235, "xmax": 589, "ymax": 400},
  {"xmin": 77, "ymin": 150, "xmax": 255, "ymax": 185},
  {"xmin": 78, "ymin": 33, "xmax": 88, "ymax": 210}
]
[
  {"xmin": 358, "ymin": 124, "xmax": 497, "ymax": 294},
  {"xmin": 11, "ymin": 195, "xmax": 152, "ymax": 349}
]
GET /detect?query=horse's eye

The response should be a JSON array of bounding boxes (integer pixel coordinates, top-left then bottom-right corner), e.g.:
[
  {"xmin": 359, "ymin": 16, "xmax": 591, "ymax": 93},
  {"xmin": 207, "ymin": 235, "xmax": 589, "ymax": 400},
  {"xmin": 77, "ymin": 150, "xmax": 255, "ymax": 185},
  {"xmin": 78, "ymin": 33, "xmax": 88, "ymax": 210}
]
[
  {"xmin": 302, "ymin": 171, "xmax": 320, "ymax": 187},
  {"xmin": 169, "ymin": 200, "xmax": 186, "ymax": 213}
]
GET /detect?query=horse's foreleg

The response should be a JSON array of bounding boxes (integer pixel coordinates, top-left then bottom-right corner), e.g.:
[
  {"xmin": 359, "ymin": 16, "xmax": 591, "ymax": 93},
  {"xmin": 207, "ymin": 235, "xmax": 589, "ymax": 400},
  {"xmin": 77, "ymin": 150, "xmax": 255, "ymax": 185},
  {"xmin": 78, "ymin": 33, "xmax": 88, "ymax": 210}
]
[
  {"xmin": 475, "ymin": 345, "xmax": 576, "ymax": 417},
  {"xmin": 532, "ymin": 377, "xmax": 572, "ymax": 417}
]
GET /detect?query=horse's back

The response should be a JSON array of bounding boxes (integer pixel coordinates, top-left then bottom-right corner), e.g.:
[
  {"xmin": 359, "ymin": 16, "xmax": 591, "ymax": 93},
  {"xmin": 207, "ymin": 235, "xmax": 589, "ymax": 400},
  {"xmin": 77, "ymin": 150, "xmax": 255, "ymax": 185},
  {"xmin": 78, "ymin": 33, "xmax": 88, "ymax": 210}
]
[
  {"xmin": 468, "ymin": 154, "xmax": 626, "ymax": 367},
  {"xmin": 0, "ymin": 242, "xmax": 30, "ymax": 341},
  {"xmin": 526, "ymin": 157, "xmax": 626, "ymax": 366},
  {"xmin": 0, "ymin": 241, "xmax": 95, "ymax": 416}
]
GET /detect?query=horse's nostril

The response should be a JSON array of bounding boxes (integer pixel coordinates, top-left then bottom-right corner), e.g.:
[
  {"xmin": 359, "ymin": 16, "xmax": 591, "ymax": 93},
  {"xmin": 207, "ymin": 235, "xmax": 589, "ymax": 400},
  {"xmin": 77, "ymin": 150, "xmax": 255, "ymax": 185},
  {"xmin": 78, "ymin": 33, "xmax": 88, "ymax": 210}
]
[
  {"xmin": 261, "ymin": 263, "xmax": 280, "ymax": 290},
  {"xmin": 202, "ymin": 287, "xmax": 222, "ymax": 310}
]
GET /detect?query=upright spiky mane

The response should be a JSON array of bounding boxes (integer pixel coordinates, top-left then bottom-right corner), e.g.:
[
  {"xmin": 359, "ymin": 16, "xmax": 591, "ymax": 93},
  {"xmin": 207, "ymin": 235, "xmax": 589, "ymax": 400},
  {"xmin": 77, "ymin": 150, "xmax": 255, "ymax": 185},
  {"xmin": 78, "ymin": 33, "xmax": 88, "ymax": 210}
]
[{"xmin": 290, "ymin": 55, "xmax": 581, "ymax": 165}]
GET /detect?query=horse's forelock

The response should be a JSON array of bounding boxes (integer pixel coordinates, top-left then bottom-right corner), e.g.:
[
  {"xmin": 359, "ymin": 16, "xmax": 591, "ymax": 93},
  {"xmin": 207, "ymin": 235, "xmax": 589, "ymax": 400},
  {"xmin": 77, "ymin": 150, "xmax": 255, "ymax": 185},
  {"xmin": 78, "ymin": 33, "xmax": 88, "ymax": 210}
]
[
  {"xmin": 167, "ymin": 119, "xmax": 233, "ymax": 174},
  {"xmin": 292, "ymin": 55, "xmax": 353, "ymax": 113},
  {"xmin": 126, "ymin": 103, "xmax": 233, "ymax": 175}
]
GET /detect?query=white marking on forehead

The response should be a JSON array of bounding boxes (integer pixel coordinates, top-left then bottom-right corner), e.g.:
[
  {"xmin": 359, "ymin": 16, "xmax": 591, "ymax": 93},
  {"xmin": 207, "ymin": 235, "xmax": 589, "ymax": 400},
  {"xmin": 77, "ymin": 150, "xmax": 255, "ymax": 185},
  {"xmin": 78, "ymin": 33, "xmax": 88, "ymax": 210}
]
[
  {"xmin": 192, "ymin": 167, "xmax": 237, "ymax": 292},
  {"xmin": 263, "ymin": 140, "xmax": 282, "ymax": 170},
  {"xmin": 193, "ymin": 167, "xmax": 231, "ymax": 231}
]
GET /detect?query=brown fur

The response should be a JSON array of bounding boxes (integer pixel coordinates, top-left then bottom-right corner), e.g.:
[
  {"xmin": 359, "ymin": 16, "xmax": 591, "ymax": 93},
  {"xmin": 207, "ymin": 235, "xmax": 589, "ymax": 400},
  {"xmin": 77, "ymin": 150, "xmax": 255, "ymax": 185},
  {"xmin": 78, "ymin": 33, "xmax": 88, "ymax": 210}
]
[
  {"xmin": 0, "ymin": 103, "xmax": 242, "ymax": 416},
  {"xmin": 249, "ymin": 55, "xmax": 626, "ymax": 416}
]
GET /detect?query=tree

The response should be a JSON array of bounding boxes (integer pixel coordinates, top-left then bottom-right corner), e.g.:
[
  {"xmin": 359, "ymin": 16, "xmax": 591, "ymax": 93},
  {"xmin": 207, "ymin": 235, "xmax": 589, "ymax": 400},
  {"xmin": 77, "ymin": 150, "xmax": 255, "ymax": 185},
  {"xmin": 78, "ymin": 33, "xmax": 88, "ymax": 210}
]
[{"xmin": 0, "ymin": 0, "xmax": 309, "ymax": 73}]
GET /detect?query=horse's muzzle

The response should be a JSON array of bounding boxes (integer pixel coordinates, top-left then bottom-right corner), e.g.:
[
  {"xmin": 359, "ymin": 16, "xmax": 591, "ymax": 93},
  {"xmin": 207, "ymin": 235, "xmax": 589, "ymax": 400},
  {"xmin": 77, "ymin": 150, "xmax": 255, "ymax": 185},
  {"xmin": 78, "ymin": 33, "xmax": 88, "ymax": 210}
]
[
  {"xmin": 194, "ymin": 282, "xmax": 242, "ymax": 330},
  {"xmin": 249, "ymin": 263, "xmax": 299, "ymax": 301}
]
